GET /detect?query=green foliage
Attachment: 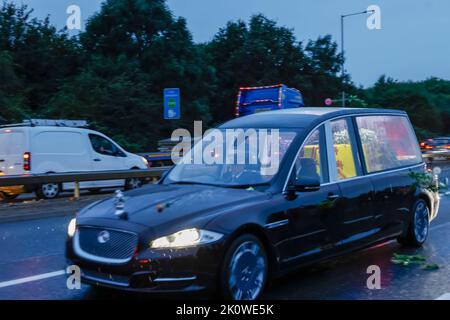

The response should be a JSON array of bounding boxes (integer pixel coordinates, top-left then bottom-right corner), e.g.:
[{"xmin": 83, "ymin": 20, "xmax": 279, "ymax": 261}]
[
  {"xmin": 71, "ymin": 0, "xmax": 214, "ymax": 150},
  {"xmin": 391, "ymin": 253, "xmax": 426, "ymax": 266},
  {"xmin": 391, "ymin": 253, "xmax": 439, "ymax": 270},
  {"xmin": 364, "ymin": 75, "xmax": 449, "ymax": 138},
  {"xmin": 205, "ymin": 16, "xmax": 344, "ymax": 122},
  {"xmin": 0, "ymin": 50, "xmax": 27, "ymax": 121},
  {"xmin": 0, "ymin": 1, "xmax": 81, "ymax": 121},
  {"xmin": 47, "ymin": 54, "xmax": 163, "ymax": 151},
  {"xmin": 0, "ymin": 0, "xmax": 448, "ymax": 151},
  {"xmin": 408, "ymin": 171, "xmax": 440, "ymax": 193}
]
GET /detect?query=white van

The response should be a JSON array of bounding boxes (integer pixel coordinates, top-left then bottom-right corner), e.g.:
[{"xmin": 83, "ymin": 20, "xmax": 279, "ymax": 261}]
[{"xmin": 0, "ymin": 119, "xmax": 148, "ymax": 200}]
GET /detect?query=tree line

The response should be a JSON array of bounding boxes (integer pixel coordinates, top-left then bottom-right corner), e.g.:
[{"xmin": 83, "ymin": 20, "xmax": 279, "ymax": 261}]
[{"xmin": 0, "ymin": 0, "xmax": 448, "ymax": 151}]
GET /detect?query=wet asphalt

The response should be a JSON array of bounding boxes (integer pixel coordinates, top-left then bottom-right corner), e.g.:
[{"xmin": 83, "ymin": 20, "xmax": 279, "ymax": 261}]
[{"xmin": 0, "ymin": 164, "xmax": 448, "ymax": 300}]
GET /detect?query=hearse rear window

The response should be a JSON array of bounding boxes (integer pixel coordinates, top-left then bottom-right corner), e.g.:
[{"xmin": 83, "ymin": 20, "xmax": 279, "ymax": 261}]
[{"xmin": 355, "ymin": 115, "xmax": 422, "ymax": 173}]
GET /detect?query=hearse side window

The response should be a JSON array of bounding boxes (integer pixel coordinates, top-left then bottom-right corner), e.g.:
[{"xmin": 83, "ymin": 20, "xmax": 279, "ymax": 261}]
[
  {"xmin": 295, "ymin": 126, "xmax": 327, "ymax": 184},
  {"xmin": 89, "ymin": 134, "xmax": 124, "ymax": 157},
  {"xmin": 330, "ymin": 119, "xmax": 358, "ymax": 180},
  {"xmin": 355, "ymin": 116, "xmax": 422, "ymax": 173}
]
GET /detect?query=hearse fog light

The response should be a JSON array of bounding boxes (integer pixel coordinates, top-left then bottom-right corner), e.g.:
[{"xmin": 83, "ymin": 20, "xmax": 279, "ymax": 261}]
[{"xmin": 150, "ymin": 228, "xmax": 223, "ymax": 249}]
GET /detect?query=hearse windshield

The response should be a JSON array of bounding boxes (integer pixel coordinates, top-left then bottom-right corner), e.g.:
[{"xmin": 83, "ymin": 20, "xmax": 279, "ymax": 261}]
[{"xmin": 164, "ymin": 129, "xmax": 298, "ymax": 188}]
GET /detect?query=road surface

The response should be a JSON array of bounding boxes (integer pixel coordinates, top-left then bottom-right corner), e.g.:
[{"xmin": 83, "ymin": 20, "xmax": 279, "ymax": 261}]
[{"xmin": 0, "ymin": 164, "xmax": 448, "ymax": 300}]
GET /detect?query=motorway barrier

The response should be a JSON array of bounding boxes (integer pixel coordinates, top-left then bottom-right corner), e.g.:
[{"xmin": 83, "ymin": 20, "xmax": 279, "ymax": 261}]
[{"xmin": 0, "ymin": 167, "xmax": 172, "ymax": 199}]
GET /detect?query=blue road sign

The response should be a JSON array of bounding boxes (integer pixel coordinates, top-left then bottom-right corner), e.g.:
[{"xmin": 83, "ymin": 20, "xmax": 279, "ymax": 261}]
[{"xmin": 164, "ymin": 88, "xmax": 180, "ymax": 119}]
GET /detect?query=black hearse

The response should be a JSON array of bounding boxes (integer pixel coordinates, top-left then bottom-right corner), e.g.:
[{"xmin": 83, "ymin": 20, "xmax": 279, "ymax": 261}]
[{"xmin": 66, "ymin": 108, "xmax": 440, "ymax": 300}]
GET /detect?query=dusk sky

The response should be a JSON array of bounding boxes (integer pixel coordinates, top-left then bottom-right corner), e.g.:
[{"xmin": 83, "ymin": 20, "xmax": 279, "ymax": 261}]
[{"xmin": 11, "ymin": 0, "xmax": 450, "ymax": 87}]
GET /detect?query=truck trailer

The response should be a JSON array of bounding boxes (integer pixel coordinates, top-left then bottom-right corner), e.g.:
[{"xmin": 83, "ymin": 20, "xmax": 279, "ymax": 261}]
[{"xmin": 235, "ymin": 84, "xmax": 304, "ymax": 117}]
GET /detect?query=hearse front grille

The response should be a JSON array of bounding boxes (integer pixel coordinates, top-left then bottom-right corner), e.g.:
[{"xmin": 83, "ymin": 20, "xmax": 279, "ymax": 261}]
[{"xmin": 74, "ymin": 227, "xmax": 138, "ymax": 264}]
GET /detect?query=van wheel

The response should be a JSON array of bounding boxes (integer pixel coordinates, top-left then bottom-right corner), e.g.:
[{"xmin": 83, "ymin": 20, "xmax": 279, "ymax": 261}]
[
  {"xmin": 220, "ymin": 234, "xmax": 268, "ymax": 300},
  {"xmin": 124, "ymin": 178, "xmax": 142, "ymax": 190},
  {"xmin": 397, "ymin": 199, "xmax": 430, "ymax": 247},
  {"xmin": 0, "ymin": 192, "xmax": 18, "ymax": 202},
  {"xmin": 36, "ymin": 183, "xmax": 61, "ymax": 200}
]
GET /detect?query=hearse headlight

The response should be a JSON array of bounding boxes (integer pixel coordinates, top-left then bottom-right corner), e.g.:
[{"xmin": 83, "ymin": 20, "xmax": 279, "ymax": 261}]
[
  {"xmin": 67, "ymin": 218, "xmax": 77, "ymax": 238},
  {"xmin": 150, "ymin": 228, "xmax": 223, "ymax": 249}
]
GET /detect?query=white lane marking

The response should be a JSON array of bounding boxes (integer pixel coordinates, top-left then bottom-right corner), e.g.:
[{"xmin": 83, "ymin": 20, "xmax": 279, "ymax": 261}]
[
  {"xmin": 0, "ymin": 270, "xmax": 65, "ymax": 289},
  {"xmin": 436, "ymin": 293, "xmax": 450, "ymax": 300},
  {"xmin": 0, "ymin": 217, "xmax": 449, "ymax": 290}
]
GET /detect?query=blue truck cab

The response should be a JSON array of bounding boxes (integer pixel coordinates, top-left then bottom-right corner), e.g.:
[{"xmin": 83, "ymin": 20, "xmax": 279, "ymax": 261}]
[{"xmin": 235, "ymin": 84, "xmax": 304, "ymax": 117}]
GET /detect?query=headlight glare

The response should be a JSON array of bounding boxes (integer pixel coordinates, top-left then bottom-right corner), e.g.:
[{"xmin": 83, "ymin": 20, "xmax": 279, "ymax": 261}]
[
  {"xmin": 141, "ymin": 156, "xmax": 149, "ymax": 166},
  {"xmin": 68, "ymin": 218, "xmax": 77, "ymax": 237},
  {"xmin": 150, "ymin": 228, "xmax": 223, "ymax": 248}
]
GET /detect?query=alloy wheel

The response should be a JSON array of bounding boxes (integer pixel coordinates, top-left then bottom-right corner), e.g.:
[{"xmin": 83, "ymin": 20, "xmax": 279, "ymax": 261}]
[
  {"xmin": 414, "ymin": 201, "xmax": 429, "ymax": 243},
  {"xmin": 228, "ymin": 240, "xmax": 267, "ymax": 300},
  {"xmin": 41, "ymin": 183, "xmax": 60, "ymax": 199}
]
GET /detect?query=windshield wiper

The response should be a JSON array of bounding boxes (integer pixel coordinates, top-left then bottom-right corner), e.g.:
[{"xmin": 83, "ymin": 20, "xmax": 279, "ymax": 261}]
[
  {"xmin": 225, "ymin": 183, "xmax": 269, "ymax": 189},
  {"xmin": 167, "ymin": 181, "xmax": 269, "ymax": 189}
]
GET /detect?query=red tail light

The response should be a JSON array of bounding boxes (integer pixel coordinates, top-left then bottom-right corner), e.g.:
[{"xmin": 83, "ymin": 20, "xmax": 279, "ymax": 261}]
[
  {"xmin": 23, "ymin": 152, "xmax": 31, "ymax": 171},
  {"xmin": 445, "ymin": 145, "xmax": 450, "ymax": 149},
  {"xmin": 425, "ymin": 145, "xmax": 433, "ymax": 150}
]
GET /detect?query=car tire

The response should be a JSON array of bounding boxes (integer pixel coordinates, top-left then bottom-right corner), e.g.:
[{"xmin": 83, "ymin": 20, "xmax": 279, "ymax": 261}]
[
  {"xmin": 36, "ymin": 183, "xmax": 61, "ymax": 200},
  {"xmin": 219, "ymin": 234, "xmax": 268, "ymax": 300},
  {"xmin": 397, "ymin": 199, "xmax": 430, "ymax": 247}
]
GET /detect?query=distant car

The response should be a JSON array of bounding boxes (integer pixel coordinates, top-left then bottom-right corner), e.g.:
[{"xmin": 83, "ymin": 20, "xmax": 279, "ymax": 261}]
[
  {"xmin": 66, "ymin": 108, "xmax": 439, "ymax": 300},
  {"xmin": 421, "ymin": 137, "xmax": 450, "ymax": 162},
  {"xmin": 419, "ymin": 139, "xmax": 432, "ymax": 153},
  {"xmin": 143, "ymin": 152, "xmax": 174, "ymax": 167},
  {"xmin": 0, "ymin": 119, "xmax": 148, "ymax": 200}
]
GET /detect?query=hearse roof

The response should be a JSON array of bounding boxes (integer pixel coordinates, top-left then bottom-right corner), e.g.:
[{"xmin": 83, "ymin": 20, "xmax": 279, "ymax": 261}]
[{"xmin": 219, "ymin": 107, "xmax": 407, "ymax": 129}]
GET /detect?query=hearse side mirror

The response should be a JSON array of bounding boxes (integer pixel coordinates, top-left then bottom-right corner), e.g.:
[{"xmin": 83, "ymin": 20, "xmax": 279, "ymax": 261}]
[
  {"xmin": 296, "ymin": 177, "xmax": 320, "ymax": 192},
  {"xmin": 286, "ymin": 176, "xmax": 321, "ymax": 195}
]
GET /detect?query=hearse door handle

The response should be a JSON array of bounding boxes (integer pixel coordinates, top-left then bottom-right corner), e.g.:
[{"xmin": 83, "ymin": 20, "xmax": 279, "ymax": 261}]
[
  {"xmin": 93, "ymin": 158, "xmax": 101, "ymax": 162},
  {"xmin": 328, "ymin": 194, "xmax": 340, "ymax": 200},
  {"xmin": 0, "ymin": 159, "xmax": 4, "ymax": 162}
]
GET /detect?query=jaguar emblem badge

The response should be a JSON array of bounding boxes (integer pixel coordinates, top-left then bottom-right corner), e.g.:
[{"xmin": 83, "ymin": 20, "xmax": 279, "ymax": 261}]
[{"xmin": 97, "ymin": 230, "xmax": 110, "ymax": 244}]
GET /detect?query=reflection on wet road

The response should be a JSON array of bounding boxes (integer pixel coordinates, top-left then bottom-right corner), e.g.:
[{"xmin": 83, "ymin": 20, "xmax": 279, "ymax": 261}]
[{"xmin": 0, "ymin": 166, "xmax": 449, "ymax": 300}]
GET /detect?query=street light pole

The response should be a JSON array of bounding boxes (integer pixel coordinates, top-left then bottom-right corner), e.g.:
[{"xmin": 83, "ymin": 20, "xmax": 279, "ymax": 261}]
[{"xmin": 340, "ymin": 10, "xmax": 374, "ymax": 107}]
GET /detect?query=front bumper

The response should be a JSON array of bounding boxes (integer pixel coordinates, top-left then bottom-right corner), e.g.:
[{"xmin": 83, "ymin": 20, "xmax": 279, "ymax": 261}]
[{"xmin": 66, "ymin": 236, "xmax": 226, "ymax": 293}]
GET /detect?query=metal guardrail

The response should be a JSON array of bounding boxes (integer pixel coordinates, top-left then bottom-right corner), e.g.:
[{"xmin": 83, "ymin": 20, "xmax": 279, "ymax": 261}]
[{"xmin": 0, "ymin": 167, "xmax": 172, "ymax": 199}]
